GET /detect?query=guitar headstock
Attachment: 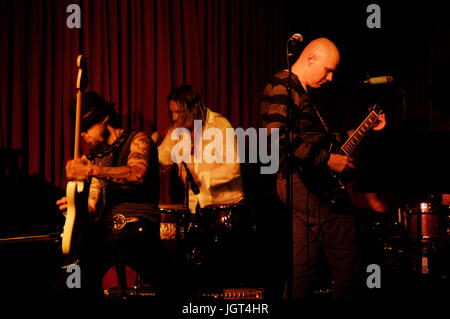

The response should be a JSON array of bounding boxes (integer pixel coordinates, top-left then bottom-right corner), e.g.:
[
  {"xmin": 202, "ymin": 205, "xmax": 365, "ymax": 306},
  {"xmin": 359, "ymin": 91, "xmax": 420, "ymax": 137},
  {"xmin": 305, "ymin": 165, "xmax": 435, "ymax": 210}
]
[
  {"xmin": 369, "ymin": 104, "xmax": 383, "ymax": 116},
  {"xmin": 76, "ymin": 55, "xmax": 88, "ymax": 92}
]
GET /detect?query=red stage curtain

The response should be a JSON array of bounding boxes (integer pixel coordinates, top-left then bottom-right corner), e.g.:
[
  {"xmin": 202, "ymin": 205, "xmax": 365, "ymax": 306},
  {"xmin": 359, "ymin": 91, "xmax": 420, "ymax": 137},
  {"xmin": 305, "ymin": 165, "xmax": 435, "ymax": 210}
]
[{"xmin": 0, "ymin": 0, "xmax": 287, "ymax": 203}]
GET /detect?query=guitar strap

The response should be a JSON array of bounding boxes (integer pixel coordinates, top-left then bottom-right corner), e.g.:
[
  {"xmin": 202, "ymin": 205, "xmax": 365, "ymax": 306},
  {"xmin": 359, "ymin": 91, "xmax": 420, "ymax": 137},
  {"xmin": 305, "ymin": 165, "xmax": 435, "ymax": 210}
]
[
  {"xmin": 292, "ymin": 103, "xmax": 331, "ymax": 183},
  {"xmin": 311, "ymin": 103, "xmax": 331, "ymax": 135},
  {"xmin": 311, "ymin": 103, "xmax": 344, "ymax": 155}
]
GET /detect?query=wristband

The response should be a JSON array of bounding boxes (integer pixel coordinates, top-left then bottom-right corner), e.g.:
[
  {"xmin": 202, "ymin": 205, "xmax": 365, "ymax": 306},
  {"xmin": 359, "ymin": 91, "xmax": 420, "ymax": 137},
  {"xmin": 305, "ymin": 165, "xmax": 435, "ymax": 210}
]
[{"xmin": 87, "ymin": 162, "xmax": 94, "ymax": 180}]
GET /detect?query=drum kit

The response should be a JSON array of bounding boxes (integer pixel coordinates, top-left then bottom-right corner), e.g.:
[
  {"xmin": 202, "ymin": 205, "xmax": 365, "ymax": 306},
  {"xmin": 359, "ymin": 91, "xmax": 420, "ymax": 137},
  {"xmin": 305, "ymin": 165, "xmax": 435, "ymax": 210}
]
[
  {"xmin": 397, "ymin": 202, "xmax": 448, "ymax": 240},
  {"xmin": 103, "ymin": 203, "xmax": 257, "ymax": 299},
  {"xmin": 104, "ymin": 192, "xmax": 449, "ymax": 298},
  {"xmin": 157, "ymin": 196, "xmax": 450, "ymax": 283},
  {"xmin": 385, "ymin": 195, "xmax": 450, "ymax": 278},
  {"xmin": 158, "ymin": 202, "xmax": 257, "ymax": 286}
]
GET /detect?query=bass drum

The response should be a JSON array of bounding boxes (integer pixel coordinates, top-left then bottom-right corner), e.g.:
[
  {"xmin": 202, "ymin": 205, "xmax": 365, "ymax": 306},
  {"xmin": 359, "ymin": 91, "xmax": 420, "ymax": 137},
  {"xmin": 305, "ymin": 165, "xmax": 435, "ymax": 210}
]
[
  {"xmin": 198, "ymin": 203, "xmax": 256, "ymax": 244},
  {"xmin": 184, "ymin": 203, "xmax": 257, "ymax": 285}
]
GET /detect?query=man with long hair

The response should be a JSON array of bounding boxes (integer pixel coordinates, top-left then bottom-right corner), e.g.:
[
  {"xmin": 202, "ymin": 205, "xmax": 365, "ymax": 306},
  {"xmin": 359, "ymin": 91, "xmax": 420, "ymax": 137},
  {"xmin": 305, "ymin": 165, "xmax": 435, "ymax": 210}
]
[
  {"xmin": 158, "ymin": 85, "xmax": 251, "ymax": 288},
  {"xmin": 158, "ymin": 84, "xmax": 244, "ymax": 212}
]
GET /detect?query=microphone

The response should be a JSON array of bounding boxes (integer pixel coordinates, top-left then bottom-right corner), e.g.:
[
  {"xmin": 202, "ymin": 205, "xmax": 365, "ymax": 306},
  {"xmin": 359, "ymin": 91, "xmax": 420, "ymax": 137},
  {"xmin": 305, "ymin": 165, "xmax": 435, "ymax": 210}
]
[
  {"xmin": 288, "ymin": 33, "xmax": 303, "ymax": 44},
  {"xmin": 364, "ymin": 75, "xmax": 394, "ymax": 85},
  {"xmin": 182, "ymin": 161, "xmax": 200, "ymax": 195}
]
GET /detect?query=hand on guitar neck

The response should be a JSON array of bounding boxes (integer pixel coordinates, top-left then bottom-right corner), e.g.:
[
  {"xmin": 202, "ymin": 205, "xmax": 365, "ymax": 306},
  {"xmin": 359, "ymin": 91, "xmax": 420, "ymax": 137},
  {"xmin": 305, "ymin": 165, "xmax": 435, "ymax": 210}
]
[
  {"xmin": 56, "ymin": 154, "xmax": 92, "ymax": 217},
  {"xmin": 371, "ymin": 113, "xmax": 386, "ymax": 131},
  {"xmin": 326, "ymin": 113, "xmax": 385, "ymax": 174},
  {"xmin": 65, "ymin": 154, "xmax": 93, "ymax": 181}
]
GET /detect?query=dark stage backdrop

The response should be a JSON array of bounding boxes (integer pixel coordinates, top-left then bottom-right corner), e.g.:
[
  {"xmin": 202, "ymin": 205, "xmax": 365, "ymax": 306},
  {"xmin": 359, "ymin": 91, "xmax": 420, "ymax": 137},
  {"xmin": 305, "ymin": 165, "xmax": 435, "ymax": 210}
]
[
  {"xmin": 1, "ymin": 1, "xmax": 450, "ymax": 298},
  {"xmin": 0, "ymin": 0, "xmax": 287, "ymax": 202},
  {"xmin": 1, "ymin": 0, "xmax": 450, "ymax": 206}
]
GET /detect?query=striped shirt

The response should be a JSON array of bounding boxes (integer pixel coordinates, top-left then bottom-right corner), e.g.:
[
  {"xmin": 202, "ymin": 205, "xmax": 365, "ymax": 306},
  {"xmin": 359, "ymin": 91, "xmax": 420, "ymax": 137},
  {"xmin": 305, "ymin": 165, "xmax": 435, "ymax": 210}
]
[{"xmin": 261, "ymin": 70, "xmax": 333, "ymax": 177}]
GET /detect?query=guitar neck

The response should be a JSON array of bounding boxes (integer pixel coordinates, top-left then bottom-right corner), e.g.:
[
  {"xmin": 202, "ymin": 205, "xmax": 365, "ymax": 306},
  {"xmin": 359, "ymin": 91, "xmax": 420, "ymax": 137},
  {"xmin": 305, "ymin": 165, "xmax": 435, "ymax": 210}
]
[
  {"xmin": 74, "ymin": 90, "xmax": 83, "ymax": 159},
  {"xmin": 339, "ymin": 108, "xmax": 381, "ymax": 156},
  {"xmin": 73, "ymin": 54, "xmax": 88, "ymax": 160}
]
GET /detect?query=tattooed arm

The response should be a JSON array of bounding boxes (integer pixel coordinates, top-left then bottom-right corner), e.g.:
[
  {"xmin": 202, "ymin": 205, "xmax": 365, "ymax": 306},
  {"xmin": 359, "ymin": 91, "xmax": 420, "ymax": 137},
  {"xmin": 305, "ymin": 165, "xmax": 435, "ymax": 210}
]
[
  {"xmin": 91, "ymin": 132, "xmax": 151, "ymax": 184},
  {"xmin": 88, "ymin": 177, "xmax": 103, "ymax": 214},
  {"xmin": 65, "ymin": 132, "xmax": 152, "ymax": 184},
  {"xmin": 58, "ymin": 160, "xmax": 104, "ymax": 217}
]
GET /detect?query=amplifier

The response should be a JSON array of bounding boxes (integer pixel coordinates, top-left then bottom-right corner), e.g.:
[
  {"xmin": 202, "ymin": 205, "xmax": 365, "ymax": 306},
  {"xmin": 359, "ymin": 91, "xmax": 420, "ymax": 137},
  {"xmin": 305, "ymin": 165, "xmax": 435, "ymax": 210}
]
[
  {"xmin": 104, "ymin": 286, "xmax": 264, "ymax": 300},
  {"xmin": 198, "ymin": 288, "xmax": 264, "ymax": 300},
  {"xmin": 104, "ymin": 285, "xmax": 157, "ymax": 300}
]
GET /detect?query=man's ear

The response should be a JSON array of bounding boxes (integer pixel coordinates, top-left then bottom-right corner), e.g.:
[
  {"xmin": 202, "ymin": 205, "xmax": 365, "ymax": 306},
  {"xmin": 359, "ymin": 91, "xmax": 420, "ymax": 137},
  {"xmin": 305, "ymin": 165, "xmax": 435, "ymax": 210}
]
[{"xmin": 307, "ymin": 53, "xmax": 316, "ymax": 66}]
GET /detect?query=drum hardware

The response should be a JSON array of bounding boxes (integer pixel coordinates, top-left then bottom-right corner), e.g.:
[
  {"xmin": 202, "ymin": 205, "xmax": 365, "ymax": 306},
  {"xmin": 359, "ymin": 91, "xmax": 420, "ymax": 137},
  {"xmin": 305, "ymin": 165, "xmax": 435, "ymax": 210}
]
[
  {"xmin": 410, "ymin": 239, "xmax": 443, "ymax": 276},
  {"xmin": 217, "ymin": 211, "xmax": 232, "ymax": 231},
  {"xmin": 444, "ymin": 205, "xmax": 450, "ymax": 238},
  {"xmin": 186, "ymin": 246, "xmax": 206, "ymax": 266},
  {"xmin": 390, "ymin": 198, "xmax": 450, "ymax": 278},
  {"xmin": 312, "ymin": 287, "xmax": 333, "ymax": 297}
]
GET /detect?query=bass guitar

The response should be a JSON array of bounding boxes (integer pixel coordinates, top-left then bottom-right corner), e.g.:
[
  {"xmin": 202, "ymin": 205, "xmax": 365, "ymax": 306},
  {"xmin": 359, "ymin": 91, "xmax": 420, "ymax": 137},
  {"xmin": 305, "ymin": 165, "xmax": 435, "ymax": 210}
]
[{"xmin": 61, "ymin": 55, "xmax": 90, "ymax": 255}]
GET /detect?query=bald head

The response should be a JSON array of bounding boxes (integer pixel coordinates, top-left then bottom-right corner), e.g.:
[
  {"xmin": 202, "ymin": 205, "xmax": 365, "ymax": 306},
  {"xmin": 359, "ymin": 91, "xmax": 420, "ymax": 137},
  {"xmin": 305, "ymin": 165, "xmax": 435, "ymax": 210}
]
[
  {"xmin": 300, "ymin": 38, "xmax": 340, "ymax": 62},
  {"xmin": 293, "ymin": 38, "xmax": 340, "ymax": 91}
]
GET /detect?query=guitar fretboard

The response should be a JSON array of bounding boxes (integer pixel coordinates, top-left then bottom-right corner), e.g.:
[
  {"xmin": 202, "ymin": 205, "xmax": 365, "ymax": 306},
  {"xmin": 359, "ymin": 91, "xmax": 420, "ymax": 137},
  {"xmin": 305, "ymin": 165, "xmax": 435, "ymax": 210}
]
[{"xmin": 339, "ymin": 107, "xmax": 381, "ymax": 156}]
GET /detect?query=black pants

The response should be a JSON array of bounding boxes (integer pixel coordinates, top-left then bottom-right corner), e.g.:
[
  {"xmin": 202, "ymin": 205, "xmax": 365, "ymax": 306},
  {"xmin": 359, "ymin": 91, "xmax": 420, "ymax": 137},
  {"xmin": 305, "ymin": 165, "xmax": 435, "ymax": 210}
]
[
  {"xmin": 277, "ymin": 173, "xmax": 363, "ymax": 299},
  {"xmin": 50, "ymin": 218, "xmax": 178, "ymax": 299}
]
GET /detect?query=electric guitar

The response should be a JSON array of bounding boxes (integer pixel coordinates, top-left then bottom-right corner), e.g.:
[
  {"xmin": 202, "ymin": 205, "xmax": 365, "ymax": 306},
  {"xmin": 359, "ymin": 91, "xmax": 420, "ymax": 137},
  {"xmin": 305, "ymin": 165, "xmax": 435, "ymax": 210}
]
[
  {"xmin": 298, "ymin": 104, "xmax": 383, "ymax": 210},
  {"xmin": 61, "ymin": 55, "xmax": 90, "ymax": 255}
]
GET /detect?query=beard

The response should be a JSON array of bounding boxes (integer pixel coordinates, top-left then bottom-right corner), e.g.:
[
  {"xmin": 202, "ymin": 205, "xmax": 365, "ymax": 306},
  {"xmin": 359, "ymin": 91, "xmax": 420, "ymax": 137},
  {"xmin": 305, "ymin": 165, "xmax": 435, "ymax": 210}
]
[
  {"xmin": 86, "ymin": 138, "xmax": 104, "ymax": 153},
  {"xmin": 83, "ymin": 124, "xmax": 110, "ymax": 154}
]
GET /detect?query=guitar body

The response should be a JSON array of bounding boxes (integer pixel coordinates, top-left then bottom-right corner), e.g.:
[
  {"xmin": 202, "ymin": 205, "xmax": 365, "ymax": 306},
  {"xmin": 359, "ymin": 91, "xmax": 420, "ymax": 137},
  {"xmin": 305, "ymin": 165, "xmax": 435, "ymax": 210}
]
[
  {"xmin": 62, "ymin": 180, "xmax": 90, "ymax": 255},
  {"xmin": 298, "ymin": 104, "xmax": 383, "ymax": 211},
  {"xmin": 297, "ymin": 152, "xmax": 352, "ymax": 212}
]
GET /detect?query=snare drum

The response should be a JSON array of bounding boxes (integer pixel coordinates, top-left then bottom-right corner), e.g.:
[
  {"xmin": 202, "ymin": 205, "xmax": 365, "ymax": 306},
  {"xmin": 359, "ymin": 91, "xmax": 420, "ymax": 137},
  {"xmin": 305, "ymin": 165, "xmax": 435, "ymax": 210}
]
[{"xmin": 402, "ymin": 202, "xmax": 444, "ymax": 239}]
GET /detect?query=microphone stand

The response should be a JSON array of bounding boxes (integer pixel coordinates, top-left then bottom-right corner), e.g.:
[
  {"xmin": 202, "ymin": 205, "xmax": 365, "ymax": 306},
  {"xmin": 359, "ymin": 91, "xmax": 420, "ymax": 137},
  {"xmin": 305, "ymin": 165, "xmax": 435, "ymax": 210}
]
[
  {"xmin": 185, "ymin": 166, "xmax": 190, "ymax": 213},
  {"xmin": 285, "ymin": 38, "xmax": 296, "ymax": 300},
  {"xmin": 398, "ymin": 88, "xmax": 407, "ymax": 129}
]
